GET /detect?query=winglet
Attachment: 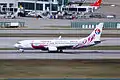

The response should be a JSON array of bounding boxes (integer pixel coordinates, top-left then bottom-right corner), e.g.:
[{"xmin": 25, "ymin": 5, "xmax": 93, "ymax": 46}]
[{"xmin": 58, "ymin": 36, "xmax": 61, "ymax": 39}]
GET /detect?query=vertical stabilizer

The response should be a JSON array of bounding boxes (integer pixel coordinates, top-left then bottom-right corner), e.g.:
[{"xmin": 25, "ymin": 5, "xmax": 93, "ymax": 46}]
[
  {"xmin": 87, "ymin": 23, "xmax": 104, "ymax": 42},
  {"xmin": 72, "ymin": 23, "xmax": 104, "ymax": 49},
  {"xmin": 90, "ymin": 0, "xmax": 102, "ymax": 6}
]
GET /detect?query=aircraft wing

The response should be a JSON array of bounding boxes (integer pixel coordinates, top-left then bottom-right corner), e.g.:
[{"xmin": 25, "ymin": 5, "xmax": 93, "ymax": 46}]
[
  {"xmin": 47, "ymin": 45, "xmax": 73, "ymax": 51},
  {"xmin": 48, "ymin": 46, "xmax": 57, "ymax": 51}
]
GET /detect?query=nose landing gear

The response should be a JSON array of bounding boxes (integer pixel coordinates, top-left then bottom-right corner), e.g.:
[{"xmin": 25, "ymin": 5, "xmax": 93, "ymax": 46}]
[{"xmin": 19, "ymin": 49, "xmax": 24, "ymax": 52}]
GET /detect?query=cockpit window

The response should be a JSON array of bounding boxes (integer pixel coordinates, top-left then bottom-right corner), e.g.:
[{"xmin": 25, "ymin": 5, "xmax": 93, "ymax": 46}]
[{"xmin": 17, "ymin": 42, "xmax": 21, "ymax": 44}]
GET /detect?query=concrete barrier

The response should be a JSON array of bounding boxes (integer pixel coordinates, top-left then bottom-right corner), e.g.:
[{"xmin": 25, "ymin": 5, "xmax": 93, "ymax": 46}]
[{"xmin": 71, "ymin": 22, "xmax": 120, "ymax": 29}]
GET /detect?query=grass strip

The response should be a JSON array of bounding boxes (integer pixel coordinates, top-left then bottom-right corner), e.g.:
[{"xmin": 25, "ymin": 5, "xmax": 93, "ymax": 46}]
[
  {"xmin": 0, "ymin": 59, "xmax": 120, "ymax": 78},
  {"xmin": 0, "ymin": 46, "xmax": 120, "ymax": 50}
]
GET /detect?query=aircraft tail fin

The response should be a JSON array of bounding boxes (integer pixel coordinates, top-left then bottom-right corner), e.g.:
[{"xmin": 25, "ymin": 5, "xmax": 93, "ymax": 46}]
[
  {"xmin": 90, "ymin": 0, "xmax": 102, "ymax": 6},
  {"xmin": 72, "ymin": 23, "xmax": 104, "ymax": 49},
  {"xmin": 87, "ymin": 23, "xmax": 104, "ymax": 42}
]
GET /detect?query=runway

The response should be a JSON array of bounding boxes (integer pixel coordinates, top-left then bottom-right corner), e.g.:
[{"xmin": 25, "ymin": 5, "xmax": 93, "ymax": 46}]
[
  {"xmin": 0, "ymin": 50, "xmax": 120, "ymax": 59},
  {"xmin": 1, "ymin": 37, "xmax": 120, "ymax": 59}
]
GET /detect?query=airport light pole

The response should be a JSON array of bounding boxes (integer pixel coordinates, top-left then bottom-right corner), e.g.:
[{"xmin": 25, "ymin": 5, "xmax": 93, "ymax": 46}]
[
  {"xmin": 49, "ymin": 0, "xmax": 52, "ymax": 14},
  {"xmin": 35, "ymin": 0, "xmax": 37, "ymax": 13}
]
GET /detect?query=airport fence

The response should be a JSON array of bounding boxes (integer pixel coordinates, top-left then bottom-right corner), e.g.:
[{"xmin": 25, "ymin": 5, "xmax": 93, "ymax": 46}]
[
  {"xmin": 0, "ymin": 22, "xmax": 25, "ymax": 28},
  {"xmin": 71, "ymin": 22, "xmax": 120, "ymax": 29}
]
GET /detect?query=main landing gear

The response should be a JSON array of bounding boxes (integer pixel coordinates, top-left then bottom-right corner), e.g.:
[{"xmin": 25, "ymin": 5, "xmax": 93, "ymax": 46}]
[
  {"xmin": 58, "ymin": 49, "xmax": 63, "ymax": 53},
  {"xmin": 48, "ymin": 49, "xmax": 63, "ymax": 53}
]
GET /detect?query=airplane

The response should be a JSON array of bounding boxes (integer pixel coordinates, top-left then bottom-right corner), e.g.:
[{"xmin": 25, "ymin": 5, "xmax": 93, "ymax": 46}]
[
  {"xmin": 14, "ymin": 23, "xmax": 104, "ymax": 53},
  {"xmin": 62, "ymin": 0, "xmax": 102, "ymax": 13},
  {"xmin": 90, "ymin": 0, "xmax": 102, "ymax": 7}
]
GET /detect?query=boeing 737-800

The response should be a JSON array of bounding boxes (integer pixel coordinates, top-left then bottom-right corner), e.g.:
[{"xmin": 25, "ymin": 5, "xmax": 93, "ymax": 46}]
[{"xmin": 14, "ymin": 23, "xmax": 104, "ymax": 52}]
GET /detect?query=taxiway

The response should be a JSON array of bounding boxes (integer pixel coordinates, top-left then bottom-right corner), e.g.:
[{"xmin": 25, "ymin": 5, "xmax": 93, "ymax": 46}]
[{"xmin": 0, "ymin": 50, "xmax": 120, "ymax": 59}]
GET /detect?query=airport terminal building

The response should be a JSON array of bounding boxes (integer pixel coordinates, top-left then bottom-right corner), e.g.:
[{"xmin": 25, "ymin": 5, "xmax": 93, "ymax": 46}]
[{"xmin": 0, "ymin": 0, "xmax": 59, "ymax": 13}]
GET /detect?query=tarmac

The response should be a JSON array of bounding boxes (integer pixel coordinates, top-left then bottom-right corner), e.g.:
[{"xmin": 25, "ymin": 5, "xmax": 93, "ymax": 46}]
[
  {"xmin": 0, "ymin": 18, "xmax": 120, "ymax": 29},
  {"xmin": 0, "ymin": 50, "xmax": 120, "ymax": 59},
  {"xmin": 0, "ymin": 29, "xmax": 119, "ymax": 35}
]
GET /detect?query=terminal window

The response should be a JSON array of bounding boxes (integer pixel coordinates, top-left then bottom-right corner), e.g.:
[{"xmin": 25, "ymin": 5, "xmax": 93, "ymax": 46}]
[{"xmin": 36, "ymin": 3, "xmax": 43, "ymax": 10}]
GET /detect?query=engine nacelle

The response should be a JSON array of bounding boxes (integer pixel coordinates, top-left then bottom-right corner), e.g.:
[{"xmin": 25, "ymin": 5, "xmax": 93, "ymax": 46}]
[{"xmin": 48, "ymin": 46, "xmax": 57, "ymax": 51}]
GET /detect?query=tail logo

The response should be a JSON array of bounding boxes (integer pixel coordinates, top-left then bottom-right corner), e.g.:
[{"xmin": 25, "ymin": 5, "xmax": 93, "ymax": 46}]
[
  {"xmin": 82, "ymin": 39, "xmax": 87, "ymax": 44},
  {"xmin": 95, "ymin": 28, "xmax": 101, "ymax": 35},
  {"xmin": 88, "ymin": 34, "xmax": 95, "ymax": 42}
]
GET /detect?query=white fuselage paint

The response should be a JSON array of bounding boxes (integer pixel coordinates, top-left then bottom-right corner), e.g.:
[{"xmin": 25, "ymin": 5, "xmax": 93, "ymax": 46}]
[
  {"xmin": 14, "ymin": 39, "xmax": 90, "ymax": 49},
  {"xmin": 14, "ymin": 23, "xmax": 103, "ymax": 52}
]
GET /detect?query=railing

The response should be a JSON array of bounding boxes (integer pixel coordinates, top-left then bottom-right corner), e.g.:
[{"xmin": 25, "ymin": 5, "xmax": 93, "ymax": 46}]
[{"xmin": 71, "ymin": 22, "xmax": 120, "ymax": 29}]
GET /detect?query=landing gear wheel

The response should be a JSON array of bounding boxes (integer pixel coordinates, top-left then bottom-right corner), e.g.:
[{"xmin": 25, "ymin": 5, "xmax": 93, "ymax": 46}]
[
  {"xmin": 59, "ymin": 50, "xmax": 63, "ymax": 53},
  {"xmin": 19, "ymin": 49, "xmax": 24, "ymax": 52}
]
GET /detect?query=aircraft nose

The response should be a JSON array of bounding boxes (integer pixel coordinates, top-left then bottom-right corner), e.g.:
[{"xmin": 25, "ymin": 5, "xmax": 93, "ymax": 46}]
[
  {"xmin": 14, "ymin": 44, "xmax": 18, "ymax": 48},
  {"xmin": 14, "ymin": 44, "xmax": 21, "ymax": 48}
]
